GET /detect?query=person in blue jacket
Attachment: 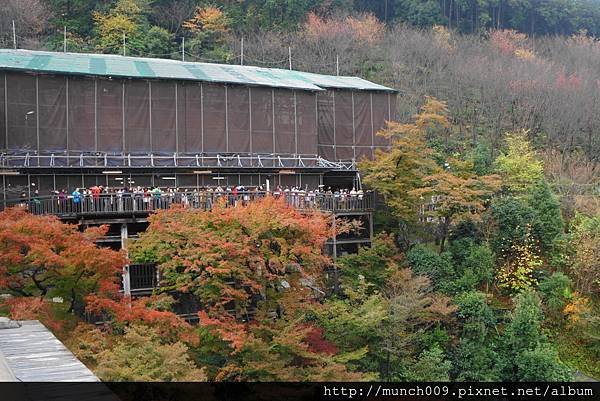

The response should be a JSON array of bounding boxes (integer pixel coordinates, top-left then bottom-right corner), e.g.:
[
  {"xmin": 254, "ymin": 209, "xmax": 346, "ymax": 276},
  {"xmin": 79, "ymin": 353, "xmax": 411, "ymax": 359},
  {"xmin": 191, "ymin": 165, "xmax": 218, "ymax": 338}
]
[{"xmin": 72, "ymin": 188, "xmax": 81, "ymax": 211}]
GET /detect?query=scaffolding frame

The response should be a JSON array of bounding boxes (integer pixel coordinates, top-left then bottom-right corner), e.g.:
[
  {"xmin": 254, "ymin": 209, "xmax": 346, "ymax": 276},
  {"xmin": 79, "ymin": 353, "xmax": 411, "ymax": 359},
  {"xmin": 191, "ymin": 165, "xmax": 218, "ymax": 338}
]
[{"xmin": 0, "ymin": 152, "xmax": 357, "ymax": 170}]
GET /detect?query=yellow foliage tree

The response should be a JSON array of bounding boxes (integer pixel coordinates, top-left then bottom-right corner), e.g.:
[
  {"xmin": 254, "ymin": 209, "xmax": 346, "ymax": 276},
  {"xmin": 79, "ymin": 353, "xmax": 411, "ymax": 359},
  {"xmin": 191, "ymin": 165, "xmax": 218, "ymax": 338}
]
[
  {"xmin": 95, "ymin": 324, "xmax": 207, "ymax": 381},
  {"xmin": 183, "ymin": 6, "xmax": 229, "ymax": 35},
  {"xmin": 411, "ymin": 162, "xmax": 501, "ymax": 251},
  {"xmin": 496, "ymin": 227, "xmax": 542, "ymax": 293},
  {"xmin": 359, "ymin": 97, "xmax": 446, "ymax": 224},
  {"xmin": 569, "ymin": 213, "xmax": 600, "ymax": 295},
  {"xmin": 92, "ymin": 0, "xmax": 148, "ymax": 54},
  {"xmin": 495, "ymin": 130, "xmax": 544, "ymax": 194},
  {"xmin": 182, "ymin": 6, "xmax": 231, "ymax": 61}
]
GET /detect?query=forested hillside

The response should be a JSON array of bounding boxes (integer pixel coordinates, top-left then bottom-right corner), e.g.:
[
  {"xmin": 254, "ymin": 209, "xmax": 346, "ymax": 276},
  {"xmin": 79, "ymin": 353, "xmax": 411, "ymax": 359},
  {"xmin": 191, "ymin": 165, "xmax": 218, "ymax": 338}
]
[{"xmin": 0, "ymin": 0, "xmax": 599, "ymax": 383}]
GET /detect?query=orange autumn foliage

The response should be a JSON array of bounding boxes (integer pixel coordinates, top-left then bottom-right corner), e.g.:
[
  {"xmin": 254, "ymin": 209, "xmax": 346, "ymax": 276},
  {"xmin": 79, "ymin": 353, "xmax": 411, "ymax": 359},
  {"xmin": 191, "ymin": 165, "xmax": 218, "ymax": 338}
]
[
  {"xmin": 183, "ymin": 6, "xmax": 229, "ymax": 35},
  {"xmin": 0, "ymin": 207, "xmax": 126, "ymax": 310},
  {"xmin": 85, "ymin": 294, "xmax": 191, "ymax": 341},
  {"xmin": 303, "ymin": 12, "xmax": 384, "ymax": 44},
  {"xmin": 2, "ymin": 297, "xmax": 63, "ymax": 333},
  {"xmin": 129, "ymin": 197, "xmax": 333, "ymax": 327},
  {"xmin": 125, "ymin": 196, "xmax": 368, "ymax": 380}
]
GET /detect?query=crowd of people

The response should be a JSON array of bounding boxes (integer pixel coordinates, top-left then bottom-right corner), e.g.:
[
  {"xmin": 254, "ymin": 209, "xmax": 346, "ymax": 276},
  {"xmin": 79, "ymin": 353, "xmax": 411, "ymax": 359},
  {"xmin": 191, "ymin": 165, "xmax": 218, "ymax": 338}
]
[{"xmin": 20, "ymin": 185, "xmax": 370, "ymax": 213}]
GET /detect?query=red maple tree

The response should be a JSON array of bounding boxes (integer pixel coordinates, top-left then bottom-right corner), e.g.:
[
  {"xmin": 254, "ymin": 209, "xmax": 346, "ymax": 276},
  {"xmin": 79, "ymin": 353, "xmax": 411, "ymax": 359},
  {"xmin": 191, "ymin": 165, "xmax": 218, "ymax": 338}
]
[{"xmin": 0, "ymin": 207, "xmax": 126, "ymax": 313}]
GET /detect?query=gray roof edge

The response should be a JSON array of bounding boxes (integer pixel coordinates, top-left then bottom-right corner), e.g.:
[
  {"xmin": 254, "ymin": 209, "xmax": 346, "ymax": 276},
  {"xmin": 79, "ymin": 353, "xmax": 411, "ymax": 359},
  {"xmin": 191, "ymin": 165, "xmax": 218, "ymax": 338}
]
[{"xmin": 0, "ymin": 65, "xmax": 327, "ymax": 92}]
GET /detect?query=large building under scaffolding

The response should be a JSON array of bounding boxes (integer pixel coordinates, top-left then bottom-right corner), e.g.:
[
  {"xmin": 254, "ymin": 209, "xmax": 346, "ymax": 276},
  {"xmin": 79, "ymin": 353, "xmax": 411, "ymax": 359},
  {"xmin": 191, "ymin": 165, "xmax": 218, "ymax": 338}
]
[
  {"xmin": 0, "ymin": 49, "xmax": 397, "ymax": 196},
  {"xmin": 0, "ymin": 50, "xmax": 398, "ymax": 291}
]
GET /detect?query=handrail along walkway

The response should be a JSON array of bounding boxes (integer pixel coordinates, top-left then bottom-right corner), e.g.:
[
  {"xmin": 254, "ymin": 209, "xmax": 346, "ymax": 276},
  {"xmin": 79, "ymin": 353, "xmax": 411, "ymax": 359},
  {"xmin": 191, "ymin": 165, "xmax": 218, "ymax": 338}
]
[{"xmin": 6, "ymin": 191, "xmax": 374, "ymax": 217}]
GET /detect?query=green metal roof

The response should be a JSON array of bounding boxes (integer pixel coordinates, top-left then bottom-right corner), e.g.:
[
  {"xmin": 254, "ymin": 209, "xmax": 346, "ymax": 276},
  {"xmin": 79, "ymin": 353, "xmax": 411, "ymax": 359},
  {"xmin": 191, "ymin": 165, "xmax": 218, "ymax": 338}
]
[{"xmin": 0, "ymin": 49, "xmax": 396, "ymax": 92}]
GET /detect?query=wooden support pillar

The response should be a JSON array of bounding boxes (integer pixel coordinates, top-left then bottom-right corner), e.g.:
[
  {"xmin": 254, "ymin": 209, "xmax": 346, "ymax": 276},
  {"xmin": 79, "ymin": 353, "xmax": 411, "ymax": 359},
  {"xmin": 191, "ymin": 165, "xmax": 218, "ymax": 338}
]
[
  {"xmin": 121, "ymin": 223, "xmax": 131, "ymax": 297},
  {"xmin": 331, "ymin": 213, "xmax": 337, "ymax": 261},
  {"xmin": 369, "ymin": 211, "xmax": 374, "ymax": 246}
]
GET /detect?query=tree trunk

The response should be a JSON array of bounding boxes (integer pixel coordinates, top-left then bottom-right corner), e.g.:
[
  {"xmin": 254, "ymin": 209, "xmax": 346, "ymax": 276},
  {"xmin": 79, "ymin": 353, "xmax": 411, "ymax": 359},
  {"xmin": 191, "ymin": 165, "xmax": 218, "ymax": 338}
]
[{"xmin": 68, "ymin": 287, "xmax": 77, "ymax": 314}]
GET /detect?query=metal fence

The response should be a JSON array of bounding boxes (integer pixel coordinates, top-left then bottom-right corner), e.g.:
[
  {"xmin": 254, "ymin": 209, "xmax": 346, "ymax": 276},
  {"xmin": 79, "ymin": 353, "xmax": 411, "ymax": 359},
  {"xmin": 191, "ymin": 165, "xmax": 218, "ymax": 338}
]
[
  {"xmin": 128, "ymin": 264, "xmax": 159, "ymax": 294},
  {"xmin": 0, "ymin": 152, "xmax": 357, "ymax": 170}
]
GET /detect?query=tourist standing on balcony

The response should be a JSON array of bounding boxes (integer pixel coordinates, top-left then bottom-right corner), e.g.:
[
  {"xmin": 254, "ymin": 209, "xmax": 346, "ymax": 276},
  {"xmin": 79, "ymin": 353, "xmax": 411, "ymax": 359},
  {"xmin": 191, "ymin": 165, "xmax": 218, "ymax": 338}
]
[
  {"xmin": 181, "ymin": 189, "xmax": 189, "ymax": 207},
  {"xmin": 291, "ymin": 186, "xmax": 299, "ymax": 208},
  {"xmin": 132, "ymin": 187, "xmax": 142, "ymax": 211},
  {"xmin": 206, "ymin": 187, "xmax": 215, "ymax": 209},
  {"xmin": 253, "ymin": 185, "xmax": 262, "ymax": 203},
  {"xmin": 116, "ymin": 187, "xmax": 124, "ymax": 212},
  {"xmin": 151, "ymin": 186, "xmax": 162, "ymax": 209},
  {"xmin": 215, "ymin": 185, "xmax": 224, "ymax": 204},
  {"xmin": 232, "ymin": 186, "xmax": 239, "ymax": 207},
  {"xmin": 58, "ymin": 189, "xmax": 67, "ymax": 213},
  {"xmin": 192, "ymin": 188, "xmax": 200, "ymax": 208},
  {"xmin": 91, "ymin": 185, "xmax": 100, "ymax": 211},
  {"xmin": 349, "ymin": 187, "xmax": 357, "ymax": 209},
  {"xmin": 140, "ymin": 188, "xmax": 148, "ymax": 210},
  {"xmin": 72, "ymin": 188, "xmax": 81, "ymax": 212}
]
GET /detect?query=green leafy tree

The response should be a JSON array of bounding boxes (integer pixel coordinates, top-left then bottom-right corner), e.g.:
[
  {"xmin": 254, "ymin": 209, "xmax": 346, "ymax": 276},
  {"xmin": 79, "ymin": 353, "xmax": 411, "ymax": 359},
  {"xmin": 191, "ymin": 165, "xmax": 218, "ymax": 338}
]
[
  {"xmin": 526, "ymin": 179, "xmax": 564, "ymax": 253},
  {"xmin": 338, "ymin": 233, "xmax": 399, "ymax": 291},
  {"xmin": 48, "ymin": 0, "xmax": 98, "ymax": 38},
  {"xmin": 406, "ymin": 245, "xmax": 455, "ymax": 291},
  {"xmin": 500, "ymin": 291, "xmax": 571, "ymax": 381},
  {"xmin": 314, "ymin": 266, "xmax": 455, "ymax": 381},
  {"xmin": 448, "ymin": 220, "xmax": 482, "ymax": 243},
  {"xmin": 453, "ymin": 291, "xmax": 501, "ymax": 381},
  {"xmin": 490, "ymin": 197, "xmax": 537, "ymax": 257},
  {"xmin": 95, "ymin": 324, "xmax": 207, "ymax": 381},
  {"xmin": 359, "ymin": 97, "xmax": 442, "ymax": 225},
  {"xmin": 470, "ymin": 143, "xmax": 494, "ymax": 175},
  {"xmin": 406, "ymin": 240, "xmax": 493, "ymax": 294},
  {"xmin": 447, "ymin": 239, "xmax": 495, "ymax": 293},
  {"xmin": 495, "ymin": 130, "xmax": 544, "ymax": 194},
  {"xmin": 501, "ymin": 291, "xmax": 546, "ymax": 371},
  {"xmin": 93, "ymin": 0, "xmax": 151, "ymax": 55},
  {"xmin": 538, "ymin": 272, "xmax": 572, "ymax": 316},
  {"xmin": 515, "ymin": 345, "xmax": 572, "ymax": 381},
  {"xmin": 406, "ymin": 346, "xmax": 451, "ymax": 381},
  {"xmin": 144, "ymin": 25, "xmax": 175, "ymax": 57},
  {"xmin": 312, "ymin": 280, "xmax": 388, "ymax": 374},
  {"xmin": 455, "ymin": 338, "xmax": 501, "ymax": 381}
]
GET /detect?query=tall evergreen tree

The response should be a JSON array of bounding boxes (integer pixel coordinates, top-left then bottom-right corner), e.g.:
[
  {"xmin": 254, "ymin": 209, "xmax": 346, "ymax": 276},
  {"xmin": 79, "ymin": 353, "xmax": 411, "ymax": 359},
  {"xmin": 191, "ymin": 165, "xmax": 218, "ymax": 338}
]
[
  {"xmin": 500, "ymin": 291, "xmax": 571, "ymax": 381},
  {"xmin": 526, "ymin": 179, "xmax": 564, "ymax": 254}
]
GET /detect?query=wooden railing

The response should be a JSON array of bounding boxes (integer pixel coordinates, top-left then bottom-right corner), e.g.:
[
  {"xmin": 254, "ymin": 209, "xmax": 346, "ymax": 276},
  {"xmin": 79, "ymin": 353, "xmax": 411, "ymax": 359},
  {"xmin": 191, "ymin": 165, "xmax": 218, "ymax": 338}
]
[{"xmin": 6, "ymin": 191, "xmax": 374, "ymax": 217}]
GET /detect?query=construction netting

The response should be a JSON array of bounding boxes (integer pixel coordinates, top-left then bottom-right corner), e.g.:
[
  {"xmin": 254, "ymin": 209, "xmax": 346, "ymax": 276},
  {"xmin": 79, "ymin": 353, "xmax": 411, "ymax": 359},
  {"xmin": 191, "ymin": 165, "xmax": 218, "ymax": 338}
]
[{"xmin": 1, "ymin": 72, "xmax": 396, "ymax": 162}]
